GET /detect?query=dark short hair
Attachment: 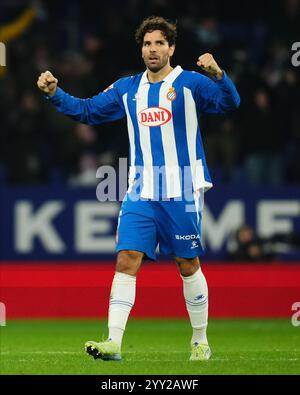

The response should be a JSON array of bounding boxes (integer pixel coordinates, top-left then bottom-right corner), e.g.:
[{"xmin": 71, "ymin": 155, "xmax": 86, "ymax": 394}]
[{"xmin": 135, "ymin": 16, "xmax": 177, "ymax": 47}]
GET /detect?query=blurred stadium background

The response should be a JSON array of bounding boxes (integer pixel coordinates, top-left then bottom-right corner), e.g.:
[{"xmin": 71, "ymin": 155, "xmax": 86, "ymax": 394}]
[{"xmin": 0, "ymin": 0, "xmax": 300, "ymax": 373}]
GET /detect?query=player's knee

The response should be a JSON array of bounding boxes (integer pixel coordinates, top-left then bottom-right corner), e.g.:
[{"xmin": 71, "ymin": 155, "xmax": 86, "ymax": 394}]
[
  {"xmin": 116, "ymin": 250, "xmax": 143, "ymax": 275},
  {"xmin": 175, "ymin": 256, "xmax": 200, "ymax": 277}
]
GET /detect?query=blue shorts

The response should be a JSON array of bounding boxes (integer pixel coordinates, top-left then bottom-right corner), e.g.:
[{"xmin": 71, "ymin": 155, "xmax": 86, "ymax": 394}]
[{"xmin": 116, "ymin": 190, "xmax": 205, "ymax": 260}]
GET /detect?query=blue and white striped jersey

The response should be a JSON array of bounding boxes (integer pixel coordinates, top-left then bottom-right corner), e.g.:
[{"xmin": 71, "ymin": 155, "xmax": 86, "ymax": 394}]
[{"xmin": 48, "ymin": 66, "xmax": 240, "ymax": 198}]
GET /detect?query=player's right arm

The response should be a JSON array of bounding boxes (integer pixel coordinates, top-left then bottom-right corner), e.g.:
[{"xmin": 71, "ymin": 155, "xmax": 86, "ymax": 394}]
[{"xmin": 37, "ymin": 70, "xmax": 126, "ymax": 125}]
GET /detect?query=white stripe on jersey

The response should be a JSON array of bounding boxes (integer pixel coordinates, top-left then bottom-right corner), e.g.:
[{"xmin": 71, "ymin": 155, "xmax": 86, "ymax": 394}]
[
  {"xmin": 136, "ymin": 83, "xmax": 154, "ymax": 198},
  {"xmin": 183, "ymin": 87, "xmax": 206, "ymax": 191},
  {"xmin": 159, "ymin": 82, "xmax": 181, "ymax": 197},
  {"xmin": 194, "ymin": 189, "xmax": 200, "ymax": 224},
  {"xmin": 193, "ymin": 188, "xmax": 204, "ymax": 225},
  {"xmin": 122, "ymin": 93, "xmax": 136, "ymax": 191},
  {"xmin": 194, "ymin": 188, "xmax": 205, "ymax": 250},
  {"xmin": 163, "ymin": 65, "xmax": 183, "ymax": 84}
]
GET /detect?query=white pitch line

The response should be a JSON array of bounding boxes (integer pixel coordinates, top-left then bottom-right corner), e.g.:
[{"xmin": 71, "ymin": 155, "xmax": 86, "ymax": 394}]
[
  {"xmin": 1, "ymin": 351, "xmax": 299, "ymax": 362},
  {"xmin": 124, "ymin": 358, "xmax": 300, "ymax": 362},
  {"xmin": 1, "ymin": 351, "xmax": 81, "ymax": 355}
]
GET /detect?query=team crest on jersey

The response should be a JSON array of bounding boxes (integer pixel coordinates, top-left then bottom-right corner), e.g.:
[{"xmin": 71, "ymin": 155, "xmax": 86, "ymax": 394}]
[
  {"xmin": 138, "ymin": 107, "xmax": 172, "ymax": 127},
  {"xmin": 166, "ymin": 87, "xmax": 176, "ymax": 101}
]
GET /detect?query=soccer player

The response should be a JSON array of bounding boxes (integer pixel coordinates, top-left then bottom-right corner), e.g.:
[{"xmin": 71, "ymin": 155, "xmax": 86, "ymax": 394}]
[{"xmin": 37, "ymin": 16, "xmax": 240, "ymax": 361}]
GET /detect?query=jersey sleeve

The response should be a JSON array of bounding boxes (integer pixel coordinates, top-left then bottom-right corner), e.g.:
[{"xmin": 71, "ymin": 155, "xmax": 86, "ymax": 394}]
[
  {"xmin": 46, "ymin": 79, "xmax": 126, "ymax": 125},
  {"xmin": 191, "ymin": 71, "xmax": 240, "ymax": 114}
]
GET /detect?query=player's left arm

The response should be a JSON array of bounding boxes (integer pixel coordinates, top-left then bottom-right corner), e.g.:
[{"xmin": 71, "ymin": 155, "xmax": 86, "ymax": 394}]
[{"xmin": 193, "ymin": 53, "xmax": 240, "ymax": 114}]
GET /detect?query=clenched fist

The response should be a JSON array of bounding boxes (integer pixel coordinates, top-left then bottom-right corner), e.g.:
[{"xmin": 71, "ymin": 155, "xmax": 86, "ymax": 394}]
[
  {"xmin": 37, "ymin": 70, "xmax": 58, "ymax": 96},
  {"xmin": 197, "ymin": 53, "xmax": 223, "ymax": 79}
]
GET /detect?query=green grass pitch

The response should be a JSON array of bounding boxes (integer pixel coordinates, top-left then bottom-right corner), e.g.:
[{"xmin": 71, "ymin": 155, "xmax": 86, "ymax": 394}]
[{"xmin": 1, "ymin": 319, "xmax": 299, "ymax": 375}]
